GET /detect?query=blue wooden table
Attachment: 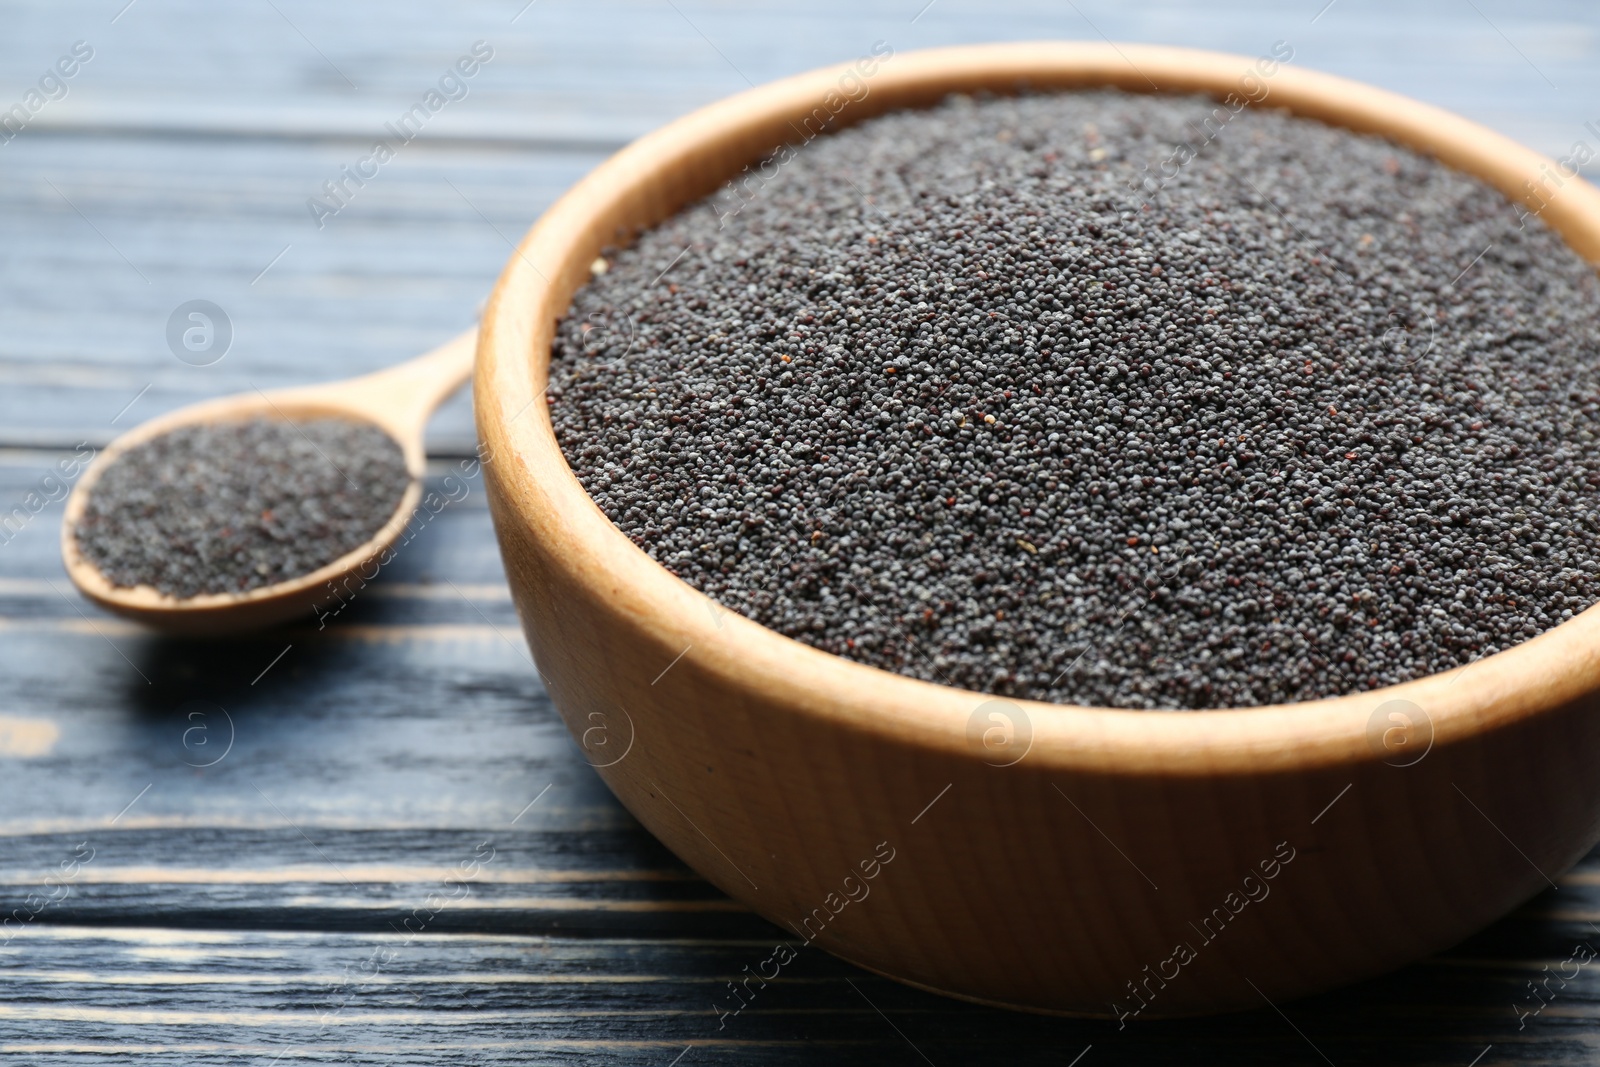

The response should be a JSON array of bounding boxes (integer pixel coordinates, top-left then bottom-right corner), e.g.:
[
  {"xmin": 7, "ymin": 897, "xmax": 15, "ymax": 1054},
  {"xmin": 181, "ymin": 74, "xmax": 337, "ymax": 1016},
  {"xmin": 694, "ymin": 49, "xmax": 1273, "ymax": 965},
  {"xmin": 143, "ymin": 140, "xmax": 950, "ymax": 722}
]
[{"xmin": 3, "ymin": 1, "xmax": 1599, "ymax": 1062}]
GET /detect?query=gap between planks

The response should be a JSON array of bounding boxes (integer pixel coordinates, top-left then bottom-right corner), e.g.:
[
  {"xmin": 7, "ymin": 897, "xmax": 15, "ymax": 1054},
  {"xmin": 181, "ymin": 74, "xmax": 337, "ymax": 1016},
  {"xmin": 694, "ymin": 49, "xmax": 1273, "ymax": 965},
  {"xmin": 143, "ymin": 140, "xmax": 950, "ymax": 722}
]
[
  {"xmin": 0, "ymin": 969, "xmax": 849, "ymax": 987},
  {"xmin": 0, "ymin": 578, "xmax": 509, "ymax": 601},
  {"xmin": 5, "ymin": 926, "xmax": 805, "ymax": 949},
  {"xmin": 0, "ymin": 1039, "xmax": 884, "ymax": 1055},
  {"xmin": 0, "ymin": 617, "xmax": 521, "ymax": 644},
  {"xmin": 0, "ymin": 1001, "xmax": 906, "ymax": 1024},
  {"xmin": 0, "ymin": 865, "xmax": 696, "ymax": 885}
]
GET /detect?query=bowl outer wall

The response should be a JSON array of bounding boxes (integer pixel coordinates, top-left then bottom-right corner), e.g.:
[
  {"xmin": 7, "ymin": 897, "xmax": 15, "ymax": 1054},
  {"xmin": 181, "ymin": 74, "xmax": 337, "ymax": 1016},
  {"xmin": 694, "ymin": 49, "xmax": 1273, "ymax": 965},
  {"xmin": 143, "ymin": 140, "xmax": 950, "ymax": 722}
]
[{"xmin": 474, "ymin": 42, "xmax": 1600, "ymax": 1015}]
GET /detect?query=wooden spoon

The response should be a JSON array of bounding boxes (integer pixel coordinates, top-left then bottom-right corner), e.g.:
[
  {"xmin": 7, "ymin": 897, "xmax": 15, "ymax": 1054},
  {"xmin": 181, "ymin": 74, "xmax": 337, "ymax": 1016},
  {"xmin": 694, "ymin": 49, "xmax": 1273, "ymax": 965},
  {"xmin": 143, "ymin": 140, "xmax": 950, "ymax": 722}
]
[{"xmin": 60, "ymin": 328, "xmax": 477, "ymax": 635}]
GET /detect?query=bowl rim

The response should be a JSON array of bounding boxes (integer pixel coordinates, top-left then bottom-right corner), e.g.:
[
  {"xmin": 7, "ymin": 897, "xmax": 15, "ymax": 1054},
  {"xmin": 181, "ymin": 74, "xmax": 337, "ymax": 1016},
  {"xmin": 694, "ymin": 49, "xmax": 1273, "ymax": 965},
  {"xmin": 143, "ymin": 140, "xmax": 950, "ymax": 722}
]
[{"xmin": 475, "ymin": 40, "xmax": 1600, "ymax": 777}]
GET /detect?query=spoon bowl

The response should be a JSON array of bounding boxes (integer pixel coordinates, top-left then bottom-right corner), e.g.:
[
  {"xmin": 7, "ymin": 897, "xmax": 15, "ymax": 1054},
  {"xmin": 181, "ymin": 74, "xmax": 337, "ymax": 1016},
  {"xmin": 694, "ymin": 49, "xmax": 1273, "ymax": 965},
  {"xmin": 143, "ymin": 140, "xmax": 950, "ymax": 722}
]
[{"xmin": 61, "ymin": 328, "xmax": 476, "ymax": 634}]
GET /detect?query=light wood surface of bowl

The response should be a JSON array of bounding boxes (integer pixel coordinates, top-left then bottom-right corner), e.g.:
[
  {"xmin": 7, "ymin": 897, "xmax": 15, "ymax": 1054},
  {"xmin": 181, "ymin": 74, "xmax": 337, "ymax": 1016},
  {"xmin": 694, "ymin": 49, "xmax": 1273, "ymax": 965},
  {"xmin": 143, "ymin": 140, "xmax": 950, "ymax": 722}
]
[{"xmin": 475, "ymin": 42, "xmax": 1600, "ymax": 1016}]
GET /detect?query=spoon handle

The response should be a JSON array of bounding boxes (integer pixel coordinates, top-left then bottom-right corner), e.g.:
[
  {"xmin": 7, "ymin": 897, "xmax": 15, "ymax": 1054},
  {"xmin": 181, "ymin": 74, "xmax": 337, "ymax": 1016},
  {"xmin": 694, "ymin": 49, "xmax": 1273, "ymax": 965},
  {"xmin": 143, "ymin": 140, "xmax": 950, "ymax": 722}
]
[{"xmin": 331, "ymin": 328, "xmax": 478, "ymax": 466}]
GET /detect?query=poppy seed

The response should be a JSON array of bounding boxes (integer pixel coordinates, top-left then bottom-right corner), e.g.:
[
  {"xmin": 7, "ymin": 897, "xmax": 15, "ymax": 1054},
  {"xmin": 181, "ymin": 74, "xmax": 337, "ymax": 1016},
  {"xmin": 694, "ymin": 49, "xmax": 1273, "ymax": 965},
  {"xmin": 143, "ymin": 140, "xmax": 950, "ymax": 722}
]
[
  {"xmin": 547, "ymin": 90, "xmax": 1600, "ymax": 710},
  {"xmin": 76, "ymin": 418, "xmax": 410, "ymax": 600}
]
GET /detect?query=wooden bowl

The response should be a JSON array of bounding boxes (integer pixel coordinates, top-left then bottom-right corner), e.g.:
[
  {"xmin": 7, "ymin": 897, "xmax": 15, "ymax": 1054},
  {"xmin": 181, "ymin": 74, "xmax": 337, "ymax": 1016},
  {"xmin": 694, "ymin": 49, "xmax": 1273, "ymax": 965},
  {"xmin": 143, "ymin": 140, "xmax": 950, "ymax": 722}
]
[{"xmin": 475, "ymin": 42, "xmax": 1600, "ymax": 1017}]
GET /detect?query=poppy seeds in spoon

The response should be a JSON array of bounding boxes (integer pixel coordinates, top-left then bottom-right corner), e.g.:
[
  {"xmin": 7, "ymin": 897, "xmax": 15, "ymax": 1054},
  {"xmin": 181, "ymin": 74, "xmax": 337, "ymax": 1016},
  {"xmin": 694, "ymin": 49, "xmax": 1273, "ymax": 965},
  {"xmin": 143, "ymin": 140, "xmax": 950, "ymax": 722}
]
[
  {"xmin": 76, "ymin": 418, "xmax": 410, "ymax": 600},
  {"xmin": 549, "ymin": 89, "xmax": 1600, "ymax": 710}
]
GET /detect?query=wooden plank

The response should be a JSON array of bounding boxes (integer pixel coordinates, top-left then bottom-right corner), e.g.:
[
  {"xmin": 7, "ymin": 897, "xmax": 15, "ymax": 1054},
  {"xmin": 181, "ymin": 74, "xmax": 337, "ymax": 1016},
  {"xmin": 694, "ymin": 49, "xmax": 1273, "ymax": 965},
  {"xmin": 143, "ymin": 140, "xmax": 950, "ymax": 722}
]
[
  {"xmin": 2, "ymin": 1, "xmax": 1596, "ymax": 452},
  {"xmin": 0, "ymin": 922, "xmax": 1598, "ymax": 1064},
  {"xmin": 0, "ymin": 136, "xmax": 606, "ymax": 453},
  {"xmin": 2, "ymin": 0, "xmax": 1595, "ymax": 155}
]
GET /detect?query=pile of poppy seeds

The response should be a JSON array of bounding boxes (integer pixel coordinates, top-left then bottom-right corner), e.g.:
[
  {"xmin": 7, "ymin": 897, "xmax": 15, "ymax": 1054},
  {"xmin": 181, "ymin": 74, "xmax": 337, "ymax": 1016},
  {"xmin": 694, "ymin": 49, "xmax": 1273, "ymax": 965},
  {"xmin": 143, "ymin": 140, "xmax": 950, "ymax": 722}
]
[
  {"xmin": 76, "ymin": 418, "xmax": 409, "ymax": 599},
  {"xmin": 547, "ymin": 90, "xmax": 1600, "ymax": 709}
]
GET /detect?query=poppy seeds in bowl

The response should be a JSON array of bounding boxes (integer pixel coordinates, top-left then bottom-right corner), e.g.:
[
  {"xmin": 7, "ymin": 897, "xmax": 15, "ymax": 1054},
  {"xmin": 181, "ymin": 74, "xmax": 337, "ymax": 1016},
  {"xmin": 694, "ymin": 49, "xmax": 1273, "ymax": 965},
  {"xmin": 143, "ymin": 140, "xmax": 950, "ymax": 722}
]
[
  {"xmin": 76, "ymin": 418, "xmax": 410, "ymax": 599},
  {"xmin": 547, "ymin": 89, "xmax": 1600, "ymax": 710}
]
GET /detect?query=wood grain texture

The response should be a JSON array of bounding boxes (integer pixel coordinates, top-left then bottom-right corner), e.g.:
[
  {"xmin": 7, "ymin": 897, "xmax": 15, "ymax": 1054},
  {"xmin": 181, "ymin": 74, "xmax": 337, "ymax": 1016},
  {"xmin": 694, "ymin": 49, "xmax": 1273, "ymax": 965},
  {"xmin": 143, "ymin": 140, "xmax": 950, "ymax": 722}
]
[{"xmin": 4, "ymin": 0, "xmax": 1600, "ymax": 1060}]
